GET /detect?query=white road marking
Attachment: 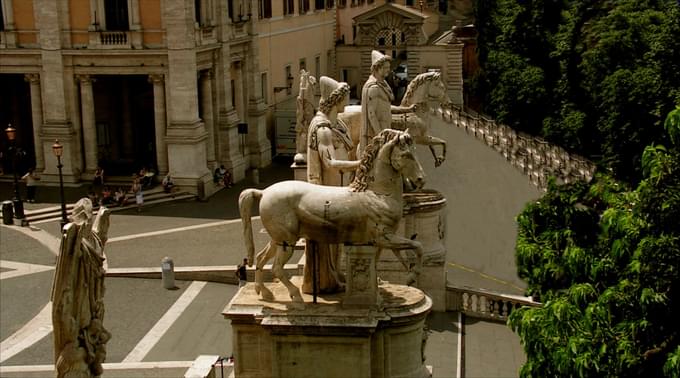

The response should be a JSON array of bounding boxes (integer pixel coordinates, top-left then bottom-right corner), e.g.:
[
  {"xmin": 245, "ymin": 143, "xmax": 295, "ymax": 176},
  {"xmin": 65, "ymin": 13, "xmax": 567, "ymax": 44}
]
[
  {"xmin": 122, "ymin": 281, "xmax": 208, "ymax": 363},
  {"xmin": 0, "ymin": 360, "xmax": 194, "ymax": 373},
  {"xmin": 0, "ymin": 260, "xmax": 54, "ymax": 280},
  {"xmin": 0, "ymin": 303, "xmax": 53, "ymax": 363},
  {"xmin": 2, "ymin": 225, "xmax": 60, "ymax": 255},
  {"xmin": 108, "ymin": 217, "xmax": 258, "ymax": 243}
]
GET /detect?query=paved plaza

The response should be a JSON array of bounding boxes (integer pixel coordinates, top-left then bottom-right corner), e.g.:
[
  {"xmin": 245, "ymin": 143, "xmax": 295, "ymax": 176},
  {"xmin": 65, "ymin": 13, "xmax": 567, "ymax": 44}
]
[{"xmin": 0, "ymin": 117, "xmax": 536, "ymax": 377}]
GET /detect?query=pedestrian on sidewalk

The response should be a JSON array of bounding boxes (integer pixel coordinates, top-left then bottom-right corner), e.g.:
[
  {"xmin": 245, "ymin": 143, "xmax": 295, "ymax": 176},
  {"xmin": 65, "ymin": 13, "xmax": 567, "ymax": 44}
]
[
  {"xmin": 22, "ymin": 167, "xmax": 40, "ymax": 202},
  {"xmin": 236, "ymin": 257, "xmax": 248, "ymax": 287},
  {"xmin": 131, "ymin": 176, "xmax": 143, "ymax": 212}
]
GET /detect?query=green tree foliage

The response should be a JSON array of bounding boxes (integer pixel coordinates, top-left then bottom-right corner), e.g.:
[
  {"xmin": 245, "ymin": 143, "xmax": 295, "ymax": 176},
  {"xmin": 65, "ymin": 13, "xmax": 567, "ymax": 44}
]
[
  {"xmin": 474, "ymin": 0, "xmax": 680, "ymax": 183},
  {"xmin": 510, "ymin": 108, "xmax": 680, "ymax": 377}
]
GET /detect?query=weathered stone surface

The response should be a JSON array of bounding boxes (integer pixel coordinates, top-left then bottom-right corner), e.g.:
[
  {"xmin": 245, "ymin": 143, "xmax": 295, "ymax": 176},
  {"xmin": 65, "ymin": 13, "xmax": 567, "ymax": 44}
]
[{"xmin": 224, "ymin": 277, "xmax": 432, "ymax": 378}]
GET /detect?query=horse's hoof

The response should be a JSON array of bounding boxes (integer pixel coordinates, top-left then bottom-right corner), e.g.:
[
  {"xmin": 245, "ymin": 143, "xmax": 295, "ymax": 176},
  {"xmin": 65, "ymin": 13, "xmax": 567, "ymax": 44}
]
[
  {"xmin": 290, "ymin": 292, "xmax": 304, "ymax": 303},
  {"xmin": 261, "ymin": 287, "xmax": 275, "ymax": 301},
  {"xmin": 406, "ymin": 272, "xmax": 418, "ymax": 286}
]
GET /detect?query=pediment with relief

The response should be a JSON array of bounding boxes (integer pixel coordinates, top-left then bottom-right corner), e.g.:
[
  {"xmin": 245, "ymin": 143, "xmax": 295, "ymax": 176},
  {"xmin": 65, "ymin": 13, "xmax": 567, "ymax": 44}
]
[{"xmin": 353, "ymin": 3, "xmax": 428, "ymax": 46}]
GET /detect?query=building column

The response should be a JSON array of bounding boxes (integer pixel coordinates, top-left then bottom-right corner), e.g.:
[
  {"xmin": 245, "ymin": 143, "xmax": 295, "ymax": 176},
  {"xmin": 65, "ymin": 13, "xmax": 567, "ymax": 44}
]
[
  {"xmin": 25, "ymin": 74, "xmax": 45, "ymax": 172},
  {"xmin": 200, "ymin": 70, "xmax": 217, "ymax": 168},
  {"xmin": 76, "ymin": 75, "xmax": 98, "ymax": 173},
  {"xmin": 149, "ymin": 74, "xmax": 168, "ymax": 174}
]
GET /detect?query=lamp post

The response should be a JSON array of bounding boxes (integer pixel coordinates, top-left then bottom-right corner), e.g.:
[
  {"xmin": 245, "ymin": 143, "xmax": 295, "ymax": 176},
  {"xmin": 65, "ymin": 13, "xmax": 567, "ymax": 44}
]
[
  {"xmin": 52, "ymin": 139, "xmax": 68, "ymax": 230},
  {"xmin": 5, "ymin": 124, "xmax": 26, "ymax": 222}
]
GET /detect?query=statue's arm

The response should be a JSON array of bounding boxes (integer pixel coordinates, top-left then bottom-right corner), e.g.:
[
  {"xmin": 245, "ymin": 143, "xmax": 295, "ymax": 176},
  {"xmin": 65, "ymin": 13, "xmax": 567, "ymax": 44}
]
[
  {"xmin": 317, "ymin": 127, "xmax": 361, "ymax": 171},
  {"xmin": 391, "ymin": 104, "xmax": 416, "ymax": 114}
]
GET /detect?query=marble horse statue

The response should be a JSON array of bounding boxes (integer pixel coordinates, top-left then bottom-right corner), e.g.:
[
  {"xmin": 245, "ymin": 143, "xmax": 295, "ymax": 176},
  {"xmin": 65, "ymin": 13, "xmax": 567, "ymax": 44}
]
[
  {"xmin": 339, "ymin": 71, "xmax": 451, "ymax": 166},
  {"xmin": 239, "ymin": 129, "xmax": 426, "ymax": 302}
]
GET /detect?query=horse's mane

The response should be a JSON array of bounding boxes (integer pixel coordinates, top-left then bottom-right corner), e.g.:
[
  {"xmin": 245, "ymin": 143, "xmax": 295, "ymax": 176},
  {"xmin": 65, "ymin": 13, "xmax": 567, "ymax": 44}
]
[
  {"xmin": 349, "ymin": 129, "xmax": 402, "ymax": 192},
  {"xmin": 400, "ymin": 71, "xmax": 442, "ymax": 106}
]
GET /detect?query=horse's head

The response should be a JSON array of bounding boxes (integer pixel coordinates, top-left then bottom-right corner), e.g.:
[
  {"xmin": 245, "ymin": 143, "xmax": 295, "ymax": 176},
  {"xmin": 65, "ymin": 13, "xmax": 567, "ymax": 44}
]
[
  {"xmin": 387, "ymin": 129, "xmax": 426, "ymax": 190},
  {"xmin": 401, "ymin": 72, "xmax": 451, "ymax": 108}
]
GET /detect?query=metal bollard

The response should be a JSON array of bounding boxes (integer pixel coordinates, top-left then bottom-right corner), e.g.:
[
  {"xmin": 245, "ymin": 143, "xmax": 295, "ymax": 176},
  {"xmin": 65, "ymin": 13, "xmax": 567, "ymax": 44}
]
[{"xmin": 161, "ymin": 256, "xmax": 175, "ymax": 289}]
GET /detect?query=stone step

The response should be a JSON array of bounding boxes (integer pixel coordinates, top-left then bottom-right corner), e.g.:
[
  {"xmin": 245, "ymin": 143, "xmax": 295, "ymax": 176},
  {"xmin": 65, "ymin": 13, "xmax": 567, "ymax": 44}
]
[{"xmin": 18, "ymin": 189, "xmax": 196, "ymax": 224}]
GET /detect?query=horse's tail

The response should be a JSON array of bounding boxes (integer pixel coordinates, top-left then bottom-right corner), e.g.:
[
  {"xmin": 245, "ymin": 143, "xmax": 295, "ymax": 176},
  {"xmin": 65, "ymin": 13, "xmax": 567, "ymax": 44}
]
[{"xmin": 239, "ymin": 188, "xmax": 263, "ymax": 267}]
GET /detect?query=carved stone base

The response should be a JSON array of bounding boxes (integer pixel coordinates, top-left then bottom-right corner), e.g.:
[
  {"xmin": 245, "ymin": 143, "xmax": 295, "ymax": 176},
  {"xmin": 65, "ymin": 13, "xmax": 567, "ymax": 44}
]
[
  {"xmin": 224, "ymin": 277, "xmax": 432, "ymax": 378},
  {"xmin": 291, "ymin": 162, "xmax": 308, "ymax": 182},
  {"xmin": 343, "ymin": 246, "xmax": 380, "ymax": 309}
]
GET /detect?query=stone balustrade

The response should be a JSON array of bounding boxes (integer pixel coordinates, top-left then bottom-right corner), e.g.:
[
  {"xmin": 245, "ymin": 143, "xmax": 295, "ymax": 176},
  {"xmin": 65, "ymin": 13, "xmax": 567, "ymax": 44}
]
[
  {"xmin": 445, "ymin": 284, "xmax": 540, "ymax": 322},
  {"xmin": 195, "ymin": 26, "xmax": 217, "ymax": 45},
  {"xmin": 436, "ymin": 105, "xmax": 597, "ymax": 191},
  {"xmin": 100, "ymin": 31, "xmax": 129, "ymax": 46}
]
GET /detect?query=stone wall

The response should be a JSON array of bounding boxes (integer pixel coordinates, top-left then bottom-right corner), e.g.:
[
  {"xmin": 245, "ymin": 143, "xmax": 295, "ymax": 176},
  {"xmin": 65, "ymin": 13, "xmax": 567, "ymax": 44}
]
[{"xmin": 437, "ymin": 105, "xmax": 597, "ymax": 191}]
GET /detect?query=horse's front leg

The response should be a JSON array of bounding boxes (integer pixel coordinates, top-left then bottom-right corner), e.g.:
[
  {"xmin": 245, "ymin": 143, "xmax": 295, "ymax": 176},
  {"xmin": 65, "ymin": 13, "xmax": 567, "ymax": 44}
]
[
  {"xmin": 273, "ymin": 243, "xmax": 303, "ymax": 303},
  {"xmin": 427, "ymin": 136, "xmax": 447, "ymax": 167},
  {"xmin": 376, "ymin": 233, "xmax": 424, "ymax": 286}
]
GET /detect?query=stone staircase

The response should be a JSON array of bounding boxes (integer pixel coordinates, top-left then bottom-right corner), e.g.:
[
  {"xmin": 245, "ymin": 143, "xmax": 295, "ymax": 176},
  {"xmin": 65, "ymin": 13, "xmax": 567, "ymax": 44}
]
[{"xmin": 21, "ymin": 186, "xmax": 196, "ymax": 224}]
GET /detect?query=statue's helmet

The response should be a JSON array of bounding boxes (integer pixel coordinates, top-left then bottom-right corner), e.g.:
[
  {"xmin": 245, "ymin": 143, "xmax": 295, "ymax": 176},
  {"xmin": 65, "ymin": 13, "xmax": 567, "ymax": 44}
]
[
  {"xmin": 371, "ymin": 50, "xmax": 391, "ymax": 72},
  {"xmin": 70, "ymin": 198, "xmax": 93, "ymax": 225},
  {"xmin": 318, "ymin": 76, "xmax": 350, "ymax": 113}
]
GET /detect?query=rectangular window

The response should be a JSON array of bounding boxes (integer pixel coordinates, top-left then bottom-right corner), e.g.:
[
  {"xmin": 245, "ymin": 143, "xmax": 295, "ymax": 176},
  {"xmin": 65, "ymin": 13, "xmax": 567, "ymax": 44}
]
[
  {"xmin": 285, "ymin": 65, "xmax": 292, "ymax": 95},
  {"xmin": 327, "ymin": 0, "xmax": 334, "ymax": 9},
  {"xmin": 261, "ymin": 72, "xmax": 268, "ymax": 104},
  {"xmin": 231, "ymin": 79, "xmax": 236, "ymax": 108},
  {"xmin": 104, "ymin": 0, "xmax": 129, "ymax": 30},
  {"xmin": 259, "ymin": 0, "xmax": 272, "ymax": 18},
  {"xmin": 327, "ymin": 50, "xmax": 332, "ymax": 75},
  {"xmin": 315, "ymin": 0, "xmax": 324, "ymax": 11},
  {"xmin": 284, "ymin": 0, "xmax": 294, "ymax": 15},
  {"xmin": 406, "ymin": 0, "xmax": 414, "ymax": 6},
  {"xmin": 299, "ymin": 58, "xmax": 306, "ymax": 72},
  {"xmin": 337, "ymin": 0, "xmax": 346, "ymax": 8},
  {"xmin": 195, "ymin": 0, "xmax": 202, "ymax": 24}
]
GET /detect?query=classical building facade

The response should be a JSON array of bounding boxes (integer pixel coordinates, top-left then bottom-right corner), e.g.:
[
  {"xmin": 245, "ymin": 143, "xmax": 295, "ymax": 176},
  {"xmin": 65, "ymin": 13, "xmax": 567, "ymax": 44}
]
[
  {"xmin": 0, "ymin": 0, "xmax": 270, "ymax": 196},
  {"xmin": 0, "ymin": 0, "xmax": 470, "ymax": 192}
]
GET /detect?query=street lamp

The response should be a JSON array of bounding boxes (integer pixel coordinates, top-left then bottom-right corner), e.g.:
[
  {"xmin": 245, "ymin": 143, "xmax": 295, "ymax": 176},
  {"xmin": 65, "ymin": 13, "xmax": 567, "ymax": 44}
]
[
  {"xmin": 52, "ymin": 139, "xmax": 68, "ymax": 230},
  {"xmin": 5, "ymin": 124, "xmax": 26, "ymax": 223}
]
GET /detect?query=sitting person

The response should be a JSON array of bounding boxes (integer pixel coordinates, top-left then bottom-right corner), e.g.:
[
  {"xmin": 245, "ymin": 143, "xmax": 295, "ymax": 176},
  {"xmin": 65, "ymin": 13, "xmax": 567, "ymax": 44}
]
[
  {"xmin": 139, "ymin": 167, "xmax": 155, "ymax": 188},
  {"xmin": 162, "ymin": 173, "xmax": 175, "ymax": 194},
  {"xmin": 114, "ymin": 187, "xmax": 127, "ymax": 207},
  {"xmin": 213, "ymin": 165, "xmax": 226, "ymax": 184},
  {"xmin": 100, "ymin": 186, "xmax": 114, "ymax": 205}
]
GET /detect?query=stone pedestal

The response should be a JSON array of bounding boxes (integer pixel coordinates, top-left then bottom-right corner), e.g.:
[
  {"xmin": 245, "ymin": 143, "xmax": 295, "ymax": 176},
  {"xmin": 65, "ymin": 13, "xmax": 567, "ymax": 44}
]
[
  {"xmin": 343, "ymin": 245, "xmax": 380, "ymax": 309},
  {"xmin": 377, "ymin": 190, "xmax": 447, "ymax": 311},
  {"xmin": 291, "ymin": 162, "xmax": 308, "ymax": 182},
  {"xmin": 224, "ymin": 277, "xmax": 432, "ymax": 378}
]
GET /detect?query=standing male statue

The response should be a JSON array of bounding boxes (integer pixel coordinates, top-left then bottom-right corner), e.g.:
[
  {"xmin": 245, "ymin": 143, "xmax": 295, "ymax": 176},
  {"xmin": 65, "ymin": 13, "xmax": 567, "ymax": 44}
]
[
  {"xmin": 294, "ymin": 69, "xmax": 318, "ymax": 164},
  {"xmin": 358, "ymin": 50, "xmax": 415, "ymax": 157},
  {"xmin": 304, "ymin": 76, "xmax": 360, "ymax": 293},
  {"xmin": 52, "ymin": 198, "xmax": 111, "ymax": 378}
]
